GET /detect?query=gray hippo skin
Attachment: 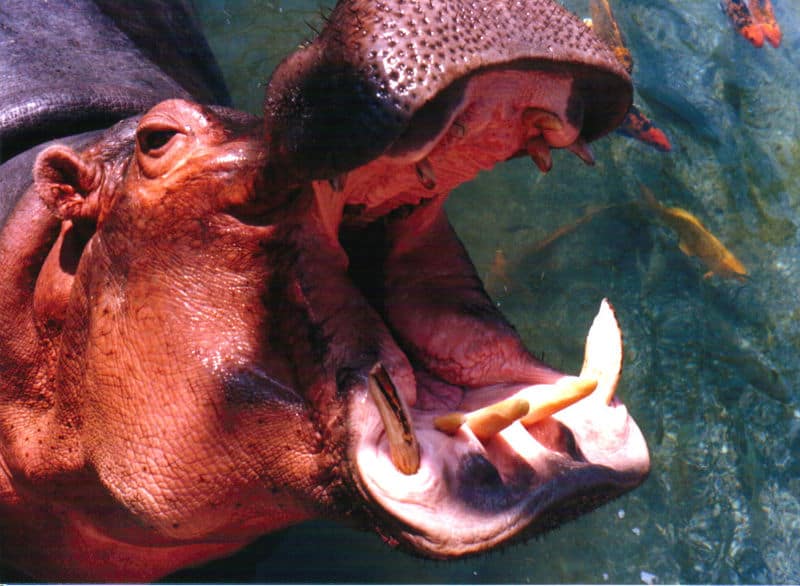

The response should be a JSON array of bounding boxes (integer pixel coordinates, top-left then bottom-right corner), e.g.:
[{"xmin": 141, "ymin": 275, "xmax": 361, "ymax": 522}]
[
  {"xmin": 0, "ymin": 0, "xmax": 229, "ymax": 224},
  {"xmin": 0, "ymin": 0, "xmax": 649, "ymax": 581}
]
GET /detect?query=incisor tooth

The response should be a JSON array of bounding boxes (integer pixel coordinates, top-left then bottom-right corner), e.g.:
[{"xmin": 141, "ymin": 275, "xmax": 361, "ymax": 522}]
[
  {"xmin": 465, "ymin": 397, "xmax": 530, "ymax": 440},
  {"xmin": 432, "ymin": 412, "xmax": 466, "ymax": 435},
  {"xmin": 434, "ymin": 378, "xmax": 598, "ymax": 438},
  {"xmin": 527, "ymin": 137, "xmax": 552, "ymax": 173},
  {"xmin": 415, "ymin": 158, "xmax": 436, "ymax": 190},
  {"xmin": 368, "ymin": 364, "xmax": 420, "ymax": 475},
  {"xmin": 434, "ymin": 397, "xmax": 529, "ymax": 440},
  {"xmin": 523, "ymin": 108, "xmax": 564, "ymax": 132},
  {"xmin": 518, "ymin": 377, "xmax": 597, "ymax": 426},
  {"xmin": 566, "ymin": 138, "xmax": 595, "ymax": 166}
]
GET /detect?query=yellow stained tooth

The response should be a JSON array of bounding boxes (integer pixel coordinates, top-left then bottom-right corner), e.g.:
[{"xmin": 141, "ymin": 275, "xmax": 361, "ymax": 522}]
[
  {"xmin": 433, "ymin": 412, "xmax": 467, "ymax": 435},
  {"xmin": 464, "ymin": 397, "xmax": 530, "ymax": 441},
  {"xmin": 567, "ymin": 138, "xmax": 595, "ymax": 166},
  {"xmin": 415, "ymin": 158, "xmax": 436, "ymax": 190},
  {"xmin": 368, "ymin": 363, "xmax": 421, "ymax": 475},
  {"xmin": 519, "ymin": 377, "xmax": 598, "ymax": 426},
  {"xmin": 450, "ymin": 121, "xmax": 466, "ymax": 138},
  {"xmin": 523, "ymin": 107, "xmax": 564, "ymax": 132},
  {"xmin": 527, "ymin": 136, "xmax": 552, "ymax": 173}
]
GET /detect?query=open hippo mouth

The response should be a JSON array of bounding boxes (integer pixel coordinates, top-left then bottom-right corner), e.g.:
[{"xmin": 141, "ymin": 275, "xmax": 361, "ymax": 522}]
[{"xmin": 264, "ymin": 0, "xmax": 649, "ymax": 557}]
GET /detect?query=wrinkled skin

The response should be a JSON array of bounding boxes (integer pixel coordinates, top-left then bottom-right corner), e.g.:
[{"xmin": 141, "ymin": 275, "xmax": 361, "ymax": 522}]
[
  {"xmin": 0, "ymin": 0, "xmax": 229, "ymax": 224},
  {"xmin": 0, "ymin": 0, "xmax": 649, "ymax": 581}
]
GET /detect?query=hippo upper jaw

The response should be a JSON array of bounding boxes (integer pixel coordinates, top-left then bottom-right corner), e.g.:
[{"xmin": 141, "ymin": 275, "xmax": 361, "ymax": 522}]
[
  {"xmin": 264, "ymin": 0, "xmax": 632, "ymax": 184},
  {"xmin": 311, "ymin": 65, "xmax": 608, "ymax": 227},
  {"xmin": 347, "ymin": 302, "xmax": 650, "ymax": 557}
]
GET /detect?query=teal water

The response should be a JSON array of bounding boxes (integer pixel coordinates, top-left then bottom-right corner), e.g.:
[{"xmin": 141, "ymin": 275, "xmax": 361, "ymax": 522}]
[{"xmin": 188, "ymin": 1, "xmax": 800, "ymax": 583}]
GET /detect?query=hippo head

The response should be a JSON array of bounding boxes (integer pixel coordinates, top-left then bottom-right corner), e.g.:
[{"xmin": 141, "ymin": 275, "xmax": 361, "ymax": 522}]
[
  {"xmin": 0, "ymin": 0, "xmax": 647, "ymax": 580},
  {"xmin": 259, "ymin": 0, "xmax": 648, "ymax": 555}
]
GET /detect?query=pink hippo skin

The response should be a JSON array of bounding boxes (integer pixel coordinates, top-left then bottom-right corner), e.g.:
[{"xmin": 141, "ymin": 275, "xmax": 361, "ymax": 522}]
[{"xmin": 0, "ymin": 0, "xmax": 649, "ymax": 581}]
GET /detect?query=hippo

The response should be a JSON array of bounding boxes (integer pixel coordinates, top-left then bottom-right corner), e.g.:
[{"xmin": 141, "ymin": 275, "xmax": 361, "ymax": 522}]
[{"xmin": 0, "ymin": 0, "xmax": 649, "ymax": 581}]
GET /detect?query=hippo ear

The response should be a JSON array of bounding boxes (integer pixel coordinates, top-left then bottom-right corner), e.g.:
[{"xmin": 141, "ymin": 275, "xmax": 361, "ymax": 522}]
[{"xmin": 34, "ymin": 145, "xmax": 100, "ymax": 222}]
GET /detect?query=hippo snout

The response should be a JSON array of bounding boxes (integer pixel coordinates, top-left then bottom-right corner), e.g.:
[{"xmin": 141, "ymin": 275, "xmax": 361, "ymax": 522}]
[{"xmin": 264, "ymin": 0, "xmax": 632, "ymax": 182}]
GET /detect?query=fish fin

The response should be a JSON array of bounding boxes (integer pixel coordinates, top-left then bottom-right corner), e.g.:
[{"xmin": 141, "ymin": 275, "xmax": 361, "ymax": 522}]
[
  {"xmin": 679, "ymin": 239, "xmax": 695, "ymax": 257},
  {"xmin": 639, "ymin": 184, "xmax": 661, "ymax": 213},
  {"xmin": 618, "ymin": 106, "xmax": 672, "ymax": 151},
  {"xmin": 703, "ymin": 270, "xmax": 714, "ymax": 280}
]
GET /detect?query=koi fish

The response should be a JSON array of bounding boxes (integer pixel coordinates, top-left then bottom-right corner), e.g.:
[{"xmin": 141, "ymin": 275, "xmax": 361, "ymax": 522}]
[
  {"xmin": 484, "ymin": 205, "xmax": 618, "ymax": 298},
  {"xmin": 585, "ymin": 0, "xmax": 672, "ymax": 152},
  {"xmin": 485, "ymin": 249, "xmax": 512, "ymax": 295},
  {"xmin": 588, "ymin": 0, "xmax": 634, "ymax": 74},
  {"xmin": 640, "ymin": 185, "xmax": 748, "ymax": 281},
  {"xmin": 722, "ymin": 0, "xmax": 782, "ymax": 48},
  {"xmin": 617, "ymin": 105, "xmax": 672, "ymax": 152}
]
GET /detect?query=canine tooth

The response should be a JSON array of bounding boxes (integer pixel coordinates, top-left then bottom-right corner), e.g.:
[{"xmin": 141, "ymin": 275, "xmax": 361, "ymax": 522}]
[
  {"xmin": 523, "ymin": 108, "xmax": 564, "ymax": 132},
  {"xmin": 566, "ymin": 138, "xmax": 595, "ymax": 166},
  {"xmin": 527, "ymin": 137, "xmax": 552, "ymax": 173},
  {"xmin": 519, "ymin": 377, "xmax": 597, "ymax": 426},
  {"xmin": 328, "ymin": 173, "xmax": 347, "ymax": 192},
  {"xmin": 580, "ymin": 299, "xmax": 623, "ymax": 405},
  {"xmin": 415, "ymin": 158, "xmax": 436, "ymax": 190},
  {"xmin": 368, "ymin": 363, "xmax": 420, "ymax": 475}
]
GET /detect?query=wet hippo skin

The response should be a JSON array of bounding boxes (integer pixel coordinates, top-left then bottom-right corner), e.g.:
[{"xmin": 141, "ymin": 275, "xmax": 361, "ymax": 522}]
[
  {"xmin": 0, "ymin": 0, "xmax": 649, "ymax": 581},
  {"xmin": 0, "ymin": 0, "xmax": 229, "ymax": 226}
]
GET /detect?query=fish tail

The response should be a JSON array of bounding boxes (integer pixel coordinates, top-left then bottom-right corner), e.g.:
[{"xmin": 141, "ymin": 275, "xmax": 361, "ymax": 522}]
[{"xmin": 638, "ymin": 184, "xmax": 662, "ymax": 213}]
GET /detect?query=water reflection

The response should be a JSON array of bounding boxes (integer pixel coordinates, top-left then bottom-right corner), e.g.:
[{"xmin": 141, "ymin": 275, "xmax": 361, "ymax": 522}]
[{"xmin": 189, "ymin": 1, "xmax": 799, "ymax": 582}]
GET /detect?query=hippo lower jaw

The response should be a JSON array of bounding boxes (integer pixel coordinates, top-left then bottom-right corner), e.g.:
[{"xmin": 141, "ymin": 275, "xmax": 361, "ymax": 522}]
[{"xmin": 349, "ymin": 300, "xmax": 649, "ymax": 556}]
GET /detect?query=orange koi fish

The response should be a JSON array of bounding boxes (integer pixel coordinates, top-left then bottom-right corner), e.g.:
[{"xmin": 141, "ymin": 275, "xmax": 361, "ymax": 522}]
[
  {"xmin": 586, "ymin": 0, "xmax": 672, "ymax": 152},
  {"xmin": 618, "ymin": 105, "xmax": 672, "ymax": 152},
  {"xmin": 485, "ymin": 249, "xmax": 512, "ymax": 295},
  {"xmin": 722, "ymin": 0, "xmax": 782, "ymax": 48},
  {"xmin": 640, "ymin": 185, "xmax": 748, "ymax": 281}
]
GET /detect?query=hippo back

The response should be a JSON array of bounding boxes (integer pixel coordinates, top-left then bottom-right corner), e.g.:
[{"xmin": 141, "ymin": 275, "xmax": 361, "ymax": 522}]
[{"xmin": 0, "ymin": 0, "xmax": 230, "ymax": 225}]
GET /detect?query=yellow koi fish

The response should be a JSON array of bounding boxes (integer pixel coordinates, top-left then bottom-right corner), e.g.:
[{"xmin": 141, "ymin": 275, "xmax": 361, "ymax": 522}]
[
  {"xmin": 588, "ymin": 0, "xmax": 633, "ymax": 74},
  {"xmin": 640, "ymin": 185, "xmax": 748, "ymax": 281},
  {"xmin": 585, "ymin": 0, "xmax": 672, "ymax": 151}
]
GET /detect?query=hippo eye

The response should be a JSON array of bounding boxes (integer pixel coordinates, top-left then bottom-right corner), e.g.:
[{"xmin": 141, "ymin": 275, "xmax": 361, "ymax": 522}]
[{"xmin": 137, "ymin": 127, "xmax": 179, "ymax": 157}]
